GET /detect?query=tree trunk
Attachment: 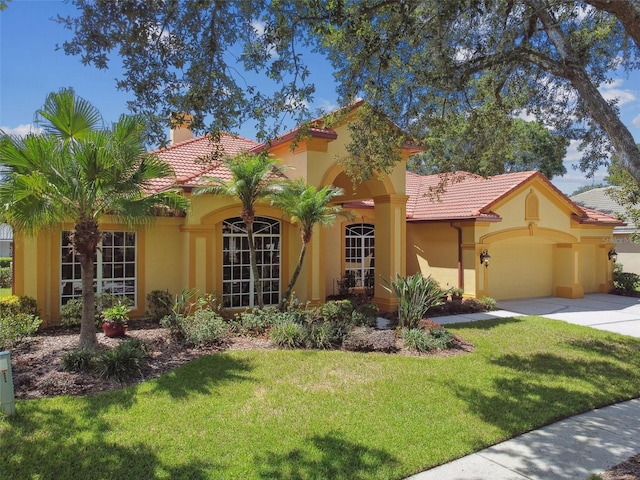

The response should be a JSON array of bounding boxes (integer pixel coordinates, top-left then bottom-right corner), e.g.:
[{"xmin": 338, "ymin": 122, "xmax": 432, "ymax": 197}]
[
  {"xmin": 245, "ymin": 221, "xmax": 264, "ymax": 309},
  {"xmin": 528, "ymin": 0, "xmax": 640, "ymax": 181},
  {"xmin": 584, "ymin": 0, "xmax": 640, "ymax": 50},
  {"xmin": 72, "ymin": 220, "xmax": 100, "ymax": 350},
  {"xmin": 565, "ymin": 67, "xmax": 640, "ymax": 181},
  {"xmin": 280, "ymin": 240, "xmax": 308, "ymax": 311},
  {"xmin": 78, "ymin": 251, "xmax": 97, "ymax": 350}
]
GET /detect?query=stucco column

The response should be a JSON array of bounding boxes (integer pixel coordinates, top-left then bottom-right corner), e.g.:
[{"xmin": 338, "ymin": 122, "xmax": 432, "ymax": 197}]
[
  {"xmin": 554, "ymin": 243, "xmax": 584, "ymax": 299},
  {"xmin": 372, "ymin": 194, "xmax": 409, "ymax": 312}
]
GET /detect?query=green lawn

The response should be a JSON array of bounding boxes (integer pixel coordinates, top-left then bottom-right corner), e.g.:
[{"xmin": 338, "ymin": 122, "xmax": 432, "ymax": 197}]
[
  {"xmin": 3, "ymin": 316, "xmax": 640, "ymax": 479},
  {"xmin": 0, "ymin": 288, "xmax": 11, "ymax": 297}
]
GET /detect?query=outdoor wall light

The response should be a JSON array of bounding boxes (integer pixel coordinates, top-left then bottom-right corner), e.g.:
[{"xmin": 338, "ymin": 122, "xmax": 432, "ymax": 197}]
[
  {"xmin": 608, "ymin": 249, "xmax": 618, "ymax": 262},
  {"xmin": 480, "ymin": 249, "xmax": 491, "ymax": 267}
]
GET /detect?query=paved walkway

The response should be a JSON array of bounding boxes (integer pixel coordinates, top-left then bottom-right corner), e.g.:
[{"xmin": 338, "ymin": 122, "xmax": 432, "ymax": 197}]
[{"xmin": 409, "ymin": 293, "xmax": 640, "ymax": 479}]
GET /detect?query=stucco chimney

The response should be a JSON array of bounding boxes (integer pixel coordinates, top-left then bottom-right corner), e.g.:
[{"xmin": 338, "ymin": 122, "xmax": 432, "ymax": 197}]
[{"xmin": 169, "ymin": 113, "xmax": 194, "ymax": 145}]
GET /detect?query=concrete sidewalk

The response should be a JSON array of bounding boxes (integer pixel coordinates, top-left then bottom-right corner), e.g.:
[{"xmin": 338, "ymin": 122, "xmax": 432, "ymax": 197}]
[
  {"xmin": 408, "ymin": 294, "xmax": 640, "ymax": 479},
  {"xmin": 409, "ymin": 398, "xmax": 640, "ymax": 480}
]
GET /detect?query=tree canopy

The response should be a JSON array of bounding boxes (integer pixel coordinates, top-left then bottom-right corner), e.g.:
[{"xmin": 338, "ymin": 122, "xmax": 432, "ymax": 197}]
[{"xmin": 60, "ymin": 0, "xmax": 639, "ymax": 181}]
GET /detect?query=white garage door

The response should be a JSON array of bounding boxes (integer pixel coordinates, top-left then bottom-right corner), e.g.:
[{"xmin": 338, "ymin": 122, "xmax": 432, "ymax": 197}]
[{"xmin": 488, "ymin": 243, "xmax": 554, "ymax": 300}]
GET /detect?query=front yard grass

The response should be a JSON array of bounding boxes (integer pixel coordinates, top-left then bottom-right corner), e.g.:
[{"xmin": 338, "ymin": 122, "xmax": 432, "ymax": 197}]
[{"xmin": 3, "ymin": 316, "xmax": 640, "ymax": 479}]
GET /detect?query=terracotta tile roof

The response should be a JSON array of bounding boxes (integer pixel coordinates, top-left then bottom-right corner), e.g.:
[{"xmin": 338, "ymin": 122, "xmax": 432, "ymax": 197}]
[
  {"xmin": 406, "ymin": 171, "xmax": 538, "ymax": 221},
  {"xmin": 148, "ymin": 133, "xmax": 260, "ymax": 192},
  {"xmin": 404, "ymin": 170, "xmax": 623, "ymax": 226}
]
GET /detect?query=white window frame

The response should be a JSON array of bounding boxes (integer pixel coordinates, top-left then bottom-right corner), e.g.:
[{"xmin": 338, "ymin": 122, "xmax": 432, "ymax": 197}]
[
  {"xmin": 222, "ymin": 216, "xmax": 281, "ymax": 308},
  {"xmin": 345, "ymin": 223, "xmax": 375, "ymax": 288},
  {"xmin": 60, "ymin": 231, "xmax": 137, "ymax": 306}
]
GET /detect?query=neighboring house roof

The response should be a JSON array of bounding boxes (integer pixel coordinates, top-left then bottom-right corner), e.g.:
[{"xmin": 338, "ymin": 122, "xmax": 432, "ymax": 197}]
[
  {"xmin": 570, "ymin": 186, "xmax": 637, "ymax": 234},
  {"xmin": 0, "ymin": 224, "xmax": 12, "ymax": 241}
]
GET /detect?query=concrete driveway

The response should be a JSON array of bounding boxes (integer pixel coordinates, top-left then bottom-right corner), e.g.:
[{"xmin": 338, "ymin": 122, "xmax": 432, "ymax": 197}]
[{"xmin": 436, "ymin": 293, "xmax": 640, "ymax": 338}]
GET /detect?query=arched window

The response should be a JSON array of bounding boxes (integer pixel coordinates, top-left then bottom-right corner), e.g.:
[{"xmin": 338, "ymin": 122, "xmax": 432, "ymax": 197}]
[
  {"xmin": 345, "ymin": 223, "xmax": 375, "ymax": 288},
  {"xmin": 222, "ymin": 216, "xmax": 280, "ymax": 308}
]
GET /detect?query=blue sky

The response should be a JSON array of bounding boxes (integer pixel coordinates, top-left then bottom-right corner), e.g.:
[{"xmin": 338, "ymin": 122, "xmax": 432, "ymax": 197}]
[{"xmin": 1, "ymin": 0, "xmax": 640, "ymax": 196}]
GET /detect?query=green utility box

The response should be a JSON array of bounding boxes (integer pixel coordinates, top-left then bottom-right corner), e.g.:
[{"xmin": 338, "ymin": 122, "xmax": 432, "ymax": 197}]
[{"xmin": 0, "ymin": 350, "xmax": 16, "ymax": 416}]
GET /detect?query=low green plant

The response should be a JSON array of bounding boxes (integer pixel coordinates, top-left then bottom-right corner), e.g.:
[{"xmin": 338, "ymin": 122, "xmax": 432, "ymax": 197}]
[
  {"xmin": 403, "ymin": 326, "xmax": 455, "ymax": 352},
  {"xmin": 403, "ymin": 328, "xmax": 433, "ymax": 352},
  {"xmin": 232, "ymin": 307, "xmax": 278, "ymax": 335},
  {"xmin": 60, "ymin": 348, "xmax": 95, "ymax": 373},
  {"xmin": 94, "ymin": 339, "xmax": 148, "ymax": 382},
  {"xmin": 0, "ymin": 313, "xmax": 41, "ymax": 349},
  {"xmin": 479, "ymin": 296, "xmax": 497, "ymax": 310},
  {"xmin": 337, "ymin": 270, "xmax": 357, "ymax": 296},
  {"xmin": 179, "ymin": 309, "xmax": 228, "ymax": 347},
  {"xmin": 60, "ymin": 299, "xmax": 83, "ymax": 327},
  {"xmin": 270, "ymin": 320, "xmax": 307, "ymax": 349},
  {"xmin": 306, "ymin": 323, "xmax": 338, "ymax": 349},
  {"xmin": 60, "ymin": 293, "xmax": 132, "ymax": 328},
  {"xmin": 101, "ymin": 303, "xmax": 130, "ymax": 323},
  {"xmin": 0, "ymin": 257, "xmax": 11, "ymax": 268},
  {"xmin": 429, "ymin": 327, "xmax": 455, "ymax": 349},
  {"xmin": 0, "ymin": 267, "xmax": 11, "ymax": 288},
  {"xmin": 383, "ymin": 273, "xmax": 445, "ymax": 329},
  {"xmin": 146, "ymin": 290, "xmax": 172, "ymax": 322}
]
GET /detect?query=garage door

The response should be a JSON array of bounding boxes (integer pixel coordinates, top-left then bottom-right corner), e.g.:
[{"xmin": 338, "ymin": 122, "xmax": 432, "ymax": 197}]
[{"xmin": 488, "ymin": 243, "xmax": 554, "ymax": 300}]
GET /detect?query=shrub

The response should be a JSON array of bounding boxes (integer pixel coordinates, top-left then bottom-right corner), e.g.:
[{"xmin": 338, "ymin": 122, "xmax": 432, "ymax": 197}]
[
  {"xmin": 0, "ymin": 267, "xmax": 11, "ymax": 288},
  {"xmin": 60, "ymin": 348, "xmax": 95, "ymax": 373},
  {"xmin": 270, "ymin": 321, "xmax": 307, "ymax": 349},
  {"xmin": 613, "ymin": 263, "xmax": 640, "ymax": 294},
  {"xmin": 403, "ymin": 327, "xmax": 454, "ymax": 352},
  {"xmin": 232, "ymin": 307, "xmax": 279, "ymax": 335},
  {"xmin": 0, "ymin": 295, "xmax": 38, "ymax": 317},
  {"xmin": 383, "ymin": 273, "xmax": 445, "ymax": 329},
  {"xmin": 60, "ymin": 299, "xmax": 83, "ymax": 327},
  {"xmin": 479, "ymin": 296, "xmax": 497, "ymax": 310},
  {"xmin": 179, "ymin": 309, "xmax": 228, "ymax": 347},
  {"xmin": 146, "ymin": 290, "xmax": 172, "ymax": 322},
  {"xmin": 351, "ymin": 303, "xmax": 379, "ymax": 327},
  {"xmin": 94, "ymin": 339, "xmax": 148, "ymax": 382},
  {"xmin": 0, "ymin": 257, "xmax": 12, "ymax": 268},
  {"xmin": 59, "ymin": 294, "xmax": 132, "ymax": 328},
  {"xmin": 315, "ymin": 300, "xmax": 354, "ymax": 324},
  {"xmin": 337, "ymin": 270, "xmax": 356, "ymax": 296},
  {"xmin": 342, "ymin": 326, "xmax": 397, "ymax": 353},
  {"xmin": 0, "ymin": 313, "xmax": 42, "ymax": 349}
]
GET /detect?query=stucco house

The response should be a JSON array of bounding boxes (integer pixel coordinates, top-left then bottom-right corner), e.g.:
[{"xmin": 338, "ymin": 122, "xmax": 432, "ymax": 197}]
[
  {"xmin": 11, "ymin": 106, "xmax": 622, "ymax": 325},
  {"xmin": 571, "ymin": 186, "xmax": 640, "ymax": 274}
]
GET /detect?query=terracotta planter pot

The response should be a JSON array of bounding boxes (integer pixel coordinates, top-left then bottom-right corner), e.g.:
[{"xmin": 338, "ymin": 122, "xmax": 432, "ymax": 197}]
[{"xmin": 103, "ymin": 321, "xmax": 127, "ymax": 338}]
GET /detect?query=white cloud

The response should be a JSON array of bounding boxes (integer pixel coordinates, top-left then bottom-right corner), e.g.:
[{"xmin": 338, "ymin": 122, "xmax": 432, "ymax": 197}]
[
  {"xmin": 600, "ymin": 79, "xmax": 636, "ymax": 106},
  {"xmin": 0, "ymin": 124, "xmax": 41, "ymax": 136},
  {"xmin": 633, "ymin": 114, "xmax": 640, "ymax": 128},
  {"xmin": 316, "ymin": 99, "xmax": 337, "ymax": 114},
  {"xmin": 563, "ymin": 140, "xmax": 582, "ymax": 164}
]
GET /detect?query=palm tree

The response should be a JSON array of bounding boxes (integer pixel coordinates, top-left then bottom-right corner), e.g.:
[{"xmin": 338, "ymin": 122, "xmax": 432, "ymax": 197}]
[
  {"xmin": 0, "ymin": 88, "xmax": 189, "ymax": 349},
  {"xmin": 193, "ymin": 151, "xmax": 286, "ymax": 308},
  {"xmin": 270, "ymin": 178, "xmax": 350, "ymax": 310}
]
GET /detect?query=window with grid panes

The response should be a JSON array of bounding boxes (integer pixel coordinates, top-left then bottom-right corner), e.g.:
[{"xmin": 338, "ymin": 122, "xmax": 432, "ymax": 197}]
[
  {"xmin": 222, "ymin": 217, "xmax": 280, "ymax": 308},
  {"xmin": 345, "ymin": 223, "xmax": 375, "ymax": 288},
  {"xmin": 60, "ymin": 231, "xmax": 137, "ymax": 306}
]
